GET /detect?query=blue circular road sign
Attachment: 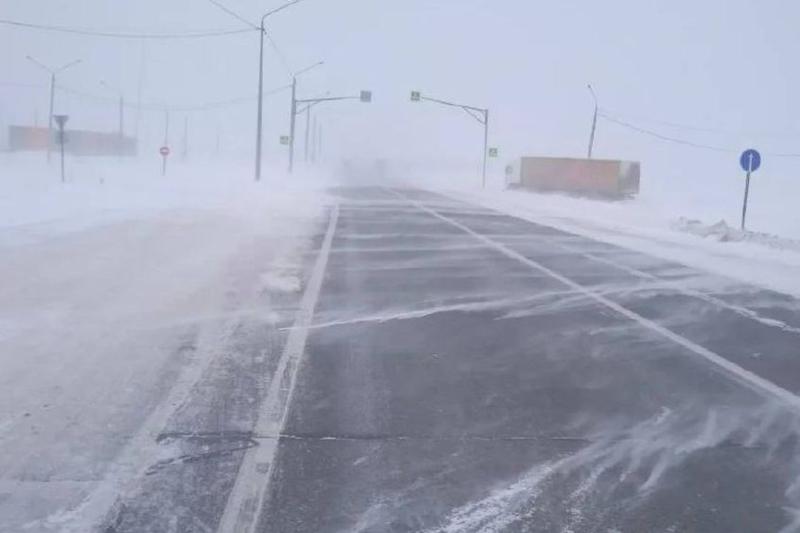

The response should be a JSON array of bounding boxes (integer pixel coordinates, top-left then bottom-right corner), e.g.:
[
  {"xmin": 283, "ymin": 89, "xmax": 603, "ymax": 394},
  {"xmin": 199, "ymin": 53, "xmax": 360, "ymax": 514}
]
[{"xmin": 740, "ymin": 149, "xmax": 761, "ymax": 172}]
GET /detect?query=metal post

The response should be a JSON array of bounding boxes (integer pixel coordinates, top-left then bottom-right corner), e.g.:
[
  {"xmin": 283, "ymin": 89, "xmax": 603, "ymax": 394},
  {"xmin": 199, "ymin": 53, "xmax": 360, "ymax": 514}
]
[
  {"xmin": 118, "ymin": 95, "xmax": 125, "ymax": 155},
  {"xmin": 587, "ymin": 84, "xmax": 598, "ymax": 159},
  {"xmin": 741, "ymin": 169, "xmax": 752, "ymax": 231},
  {"xmin": 289, "ymin": 77, "xmax": 297, "ymax": 174},
  {"xmin": 318, "ymin": 123, "xmax": 323, "ymax": 162},
  {"xmin": 482, "ymin": 109, "xmax": 489, "ymax": 189},
  {"xmin": 48, "ymin": 73, "xmax": 55, "ymax": 163},
  {"xmin": 311, "ymin": 114, "xmax": 318, "ymax": 163},
  {"xmin": 163, "ymin": 111, "xmax": 169, "ymax": 176},
  {"xmin": 59, "ymin": 128, "xmax": 66, "ymax": 182},
  {"xmin": 304, "ymin": 107, "xmax": 311, "ymax": 163},
  {"xmin": 254, "ymin": 21, "xmax": 266, "ymax": 181},
  {"xmin": 182, "ymin": 115, "xmax": 189, "ymax": 161}
]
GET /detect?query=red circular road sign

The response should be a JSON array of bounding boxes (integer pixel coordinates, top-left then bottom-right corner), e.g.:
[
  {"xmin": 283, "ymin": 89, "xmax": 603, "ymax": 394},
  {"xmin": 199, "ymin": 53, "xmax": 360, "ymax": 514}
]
[{"xmin": 160, "ymin": 146, "xmax": 170, "ymax": 157}]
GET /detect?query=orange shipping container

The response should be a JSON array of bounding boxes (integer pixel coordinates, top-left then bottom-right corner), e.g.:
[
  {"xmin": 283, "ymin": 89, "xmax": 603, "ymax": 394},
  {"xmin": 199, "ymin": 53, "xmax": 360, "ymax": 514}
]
[{"xmin": 506, "ymin": 156, "xmax": 640, "ymax": 198}]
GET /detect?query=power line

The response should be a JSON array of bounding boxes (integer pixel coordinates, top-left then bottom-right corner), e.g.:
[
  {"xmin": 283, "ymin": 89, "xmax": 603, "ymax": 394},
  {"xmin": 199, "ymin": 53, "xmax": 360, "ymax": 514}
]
[
  {"xmin": 599, "ymin": 113, "xmax": 735, "ymax": 153},
  {"xmin": 0, "ymin": 18, "xmax": 256, "ymax": 39},
  {"xmin": 600, "ymin": 112, "xmax": 800, "ymax": 158},
  {"xmin": 203, "ymin": 0, "xmax": 293, "ymax": 76},
  {"xmin": 56, "ymin": 83, "xmax": 292, "ymax": 113},
  {"xmin": 204, "ymin": 0, "xmax": 259, "ymax": 29}
]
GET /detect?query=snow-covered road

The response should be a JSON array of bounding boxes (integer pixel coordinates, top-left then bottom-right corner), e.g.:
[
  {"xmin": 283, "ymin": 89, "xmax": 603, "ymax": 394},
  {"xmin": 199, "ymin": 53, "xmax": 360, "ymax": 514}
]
[{"xmin": 0, "ymin": 159, "xmax": 327, "ymax": 531}]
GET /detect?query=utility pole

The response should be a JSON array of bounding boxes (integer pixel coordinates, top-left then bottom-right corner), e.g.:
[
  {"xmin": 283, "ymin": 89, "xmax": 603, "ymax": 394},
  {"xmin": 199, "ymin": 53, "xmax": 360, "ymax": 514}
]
[
  {"xmin": 163, "ymin": 111, "xmax": 170, "ymax": 176},
  {"xmin": 182, "ymin": 115, "xmax": 189, "ymax": 162},
  {"xmin": 118, "ymin": 95, "xmax": 124, "ymax": 152},
  {"xmin": 48, "ymin": 74, "xmax": 55, "ymax": 162},
  {"xmin": 587, "ymin": 84, "xmax": 598, "ymax": 159},
  {"xmin": 304, "ymin": 106, "xmax": 312, "ymax": 163},
  {"xmin": 53, "ymin": 114, "xmax": 68, "ymax": 182},
  {"xmin": 318, "ymin": 123, "xmax": 323, "ymax": 163},
  {"xmin": 289, "ymin": 76, "xmax": 297, "ymax": 173},
  {"xmin": 482, "ymin": 109, "xmax": 489, "ymax": 189},
  {"xmin": 411, "ymin": 91, "xmax": 490, "ymax": 188},
  {"xmin": 26, "ymin": 56, "xmax": 81, "ymax": 163},
  {"xmin": 310, "ymin": 114, "xmax": 318, "ymax": 163}
]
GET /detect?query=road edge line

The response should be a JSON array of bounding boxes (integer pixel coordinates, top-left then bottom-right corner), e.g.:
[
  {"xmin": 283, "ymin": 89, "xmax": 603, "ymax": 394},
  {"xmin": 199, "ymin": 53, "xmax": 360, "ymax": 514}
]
[{"xmin": 216, "ymin": 203, "xmax": 339, "ymax": 533}]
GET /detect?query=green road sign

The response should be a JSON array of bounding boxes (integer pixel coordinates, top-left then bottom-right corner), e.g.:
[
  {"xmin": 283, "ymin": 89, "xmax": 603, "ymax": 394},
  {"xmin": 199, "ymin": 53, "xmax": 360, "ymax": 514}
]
[
  {"xmin": 488, "ymin": 147, "xmax": 499, "ymax": 158},
  {"xmin": 280, "ymin": 135, "xmax": 290, "ymax": 145}
]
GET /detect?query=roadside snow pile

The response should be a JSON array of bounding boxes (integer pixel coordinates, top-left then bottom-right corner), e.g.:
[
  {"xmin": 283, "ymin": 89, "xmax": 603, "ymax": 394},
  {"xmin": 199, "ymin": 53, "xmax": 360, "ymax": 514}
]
[
  {"xmin": 445, "ymin": 187, "xmax": 800, "ymax": 298},
  {"xmin": 672, "ymin": 218, "xmax": 800, "ymax": 252}
]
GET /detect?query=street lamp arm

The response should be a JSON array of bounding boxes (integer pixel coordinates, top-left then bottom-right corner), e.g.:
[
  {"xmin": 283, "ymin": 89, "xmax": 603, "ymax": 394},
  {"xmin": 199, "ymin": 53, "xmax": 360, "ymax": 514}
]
[
  {"xmin": 462, "ymin": 107, "xmax": 487, "ymax": 125},
  {"xmin": 26, "ymin": 55, "xmax": 54, "ymax": 74},
  {"xmin": 420, "ymin": 95, "xmax": 487, "ymax": 114},
  {"xmin": 56, "ymin": 59, "xmax": 82, "ymax": 73},
  {"xmin": 293, "ymin": 60, "xmax": 324, "ymax": 79},
  {"xmin": 295, "ymin": 95, "xmax": 359, "ymax": 105},
  {"xmin": 261, "ymin": 0, "xmax": 306, "ymax": 25}
]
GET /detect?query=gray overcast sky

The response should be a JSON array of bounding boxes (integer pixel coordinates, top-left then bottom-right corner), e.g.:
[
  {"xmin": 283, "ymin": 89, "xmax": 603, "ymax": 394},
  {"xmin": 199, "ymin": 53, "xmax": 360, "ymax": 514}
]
[{"xmin": 2, "ymin": 0, "xmax": 800, "ymax": 191}]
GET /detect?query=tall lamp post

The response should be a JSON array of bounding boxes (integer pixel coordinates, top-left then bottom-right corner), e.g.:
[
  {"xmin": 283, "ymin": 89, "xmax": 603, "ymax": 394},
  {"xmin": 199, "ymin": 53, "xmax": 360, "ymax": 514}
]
[
  {"xmin": 410, "ymin": 91, "xmax": 490, "ymax": 188},
  {"xmin": 254, "ymin": 0, "xmax": 306, "ymax": 181},
  {"xmin": 287, "ymin": 61, "xmax": 325, "ymax": 173},
  {"xmin": 25, "ymin": 56, "xmax": 81, "ymax": 163},
  {"xmin": 587, "ymin": 84, "xmax": 598, "ymax": 159}
]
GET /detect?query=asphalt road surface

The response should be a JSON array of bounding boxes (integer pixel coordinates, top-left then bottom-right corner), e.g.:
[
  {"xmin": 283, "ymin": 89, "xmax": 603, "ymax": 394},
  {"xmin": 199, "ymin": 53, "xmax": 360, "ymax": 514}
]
[{"xmin": 115, "ymin": 187, "xmax": 800, "ymax": 532}]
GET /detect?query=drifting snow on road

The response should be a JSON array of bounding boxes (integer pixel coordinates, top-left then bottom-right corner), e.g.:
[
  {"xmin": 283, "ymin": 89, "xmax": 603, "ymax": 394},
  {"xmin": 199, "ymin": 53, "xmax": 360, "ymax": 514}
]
[{"xmin": 0, "ymin": 159, "xmax": 328, "ymax": 532}]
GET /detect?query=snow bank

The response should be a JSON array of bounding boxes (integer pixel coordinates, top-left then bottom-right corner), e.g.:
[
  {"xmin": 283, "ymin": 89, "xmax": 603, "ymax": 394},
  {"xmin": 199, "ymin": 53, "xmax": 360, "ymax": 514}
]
[{"xmin": 443, "ymin": 186, "xmax": 800, "ymax": 299}]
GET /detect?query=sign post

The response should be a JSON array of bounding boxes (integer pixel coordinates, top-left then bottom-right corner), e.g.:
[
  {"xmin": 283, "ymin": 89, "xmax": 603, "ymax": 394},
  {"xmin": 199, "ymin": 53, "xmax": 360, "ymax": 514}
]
[
  {"xmin": 160, "ymin": 145, "xmax": 171, "ymax": 176},
  {"xmin": 53, "ymin": 114, "xmax": 69, "ymax": 183},
  {"xmin": 739, "ymin": 148, "xmax": 761, "ymax": 231}
]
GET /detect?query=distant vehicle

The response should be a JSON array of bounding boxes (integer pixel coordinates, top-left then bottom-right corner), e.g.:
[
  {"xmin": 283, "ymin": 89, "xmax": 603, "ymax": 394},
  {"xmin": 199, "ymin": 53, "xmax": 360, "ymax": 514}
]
[{"xmin": 506, "ymin": 156, "xmax": 640, "ymax": 198}]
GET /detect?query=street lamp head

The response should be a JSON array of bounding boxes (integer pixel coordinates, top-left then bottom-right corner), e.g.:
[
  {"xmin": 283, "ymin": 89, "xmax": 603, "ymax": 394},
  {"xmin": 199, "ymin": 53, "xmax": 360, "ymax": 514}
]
[
  {"xmin": 410, "ymin": 91, "xmax": 421, "ymax": 102},
  {"xmin": 360, "ymin": 90, "xmax": 372, "ymax": 103},
  {"xmin": 294, "ymin": 60, "xmax": 324, "ymax": 79},
  {"xmin": 587, "ymin": 84, "xmax": 598, "ymax": 106}
]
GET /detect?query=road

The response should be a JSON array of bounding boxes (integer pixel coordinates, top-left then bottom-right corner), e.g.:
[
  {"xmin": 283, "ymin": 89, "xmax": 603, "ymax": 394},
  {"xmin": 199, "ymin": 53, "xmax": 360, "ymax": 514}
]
[{"xmin": 106, "ymin": 186, "xmax": 800, "ymax": 532}]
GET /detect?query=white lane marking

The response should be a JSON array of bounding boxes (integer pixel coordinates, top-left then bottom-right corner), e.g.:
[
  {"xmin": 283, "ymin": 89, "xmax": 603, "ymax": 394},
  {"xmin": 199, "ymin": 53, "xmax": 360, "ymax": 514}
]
[
  {"xmin": 446, "ymin": 192, "xmax": 800, "ymax": 337},
  {"xmin": 389, "ymin": 189, "xmax": 800, "ymax": 412},
  {"xmin": 216, "ymin": 204, "xmax": 339, "ymax": 533},
  {"xmin": 552, "ymin": 241, "xmax": 800, "ymax": 336}
]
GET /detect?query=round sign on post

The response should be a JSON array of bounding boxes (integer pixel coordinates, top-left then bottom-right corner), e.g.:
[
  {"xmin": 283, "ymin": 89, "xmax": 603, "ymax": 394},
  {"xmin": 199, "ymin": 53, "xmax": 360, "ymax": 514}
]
[
  {"xmin": 740, "ymin": 149, "xmax": 761, "ymax": 173},
  {"xmin": 739, "ymin": 148, "xmax": 761, "ymax": 231},
  {"xmin": 160, "ymin": 146, "xmax": 170, "ymax": 157}
]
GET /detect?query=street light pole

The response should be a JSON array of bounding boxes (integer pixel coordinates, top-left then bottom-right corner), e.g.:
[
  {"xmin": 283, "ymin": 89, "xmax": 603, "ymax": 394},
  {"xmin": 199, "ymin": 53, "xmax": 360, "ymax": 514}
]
[
  {"xmin": 255, "ymin": 16, "xmax": 267, "ymax": 181},
  {"xmin": 587, "ymin": 84, "xmax": 598, "ymax": 159},
  {"xmin": 253, "ymin": 0, "xmax": 307, "ymax": 182},
  {"xmin": 48, "ymin": 73, "xmax": 55, "ymax": 163},
  {"xmin": 482, "ymin": 109, "xmax": 489, "ymax": 189},
  {"xmin": 304, "ymin": 106, "xmax": 312, "ymax": 163},
  {"xmin": 289, "ymin": 76, "xmax": 297, "ymax": 173},
  {"xmin": 26, "ymin": 56, "xmax": 81, "ymax": 163}
]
